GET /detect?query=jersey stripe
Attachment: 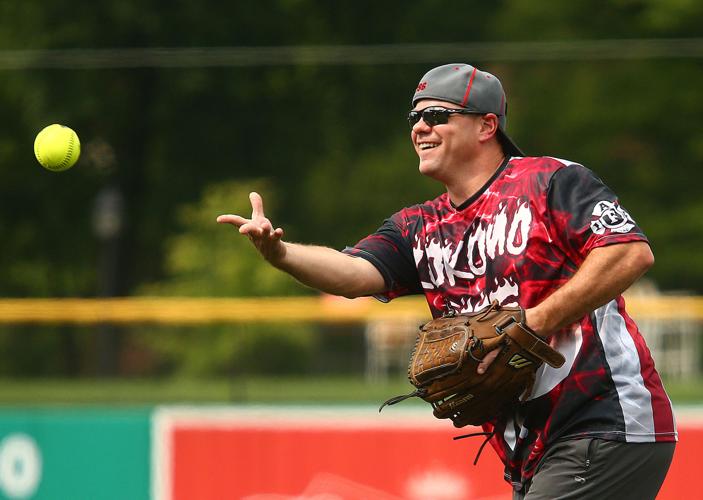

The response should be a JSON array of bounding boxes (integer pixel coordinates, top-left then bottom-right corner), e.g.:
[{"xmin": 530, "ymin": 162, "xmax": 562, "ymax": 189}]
[
  {"xmin": 617, "ymin": 296, "xmax": 678, "ymax": 440},
  {"xmin": 594, "ymin": 299, "xmax": 657, "ymax": 441}
]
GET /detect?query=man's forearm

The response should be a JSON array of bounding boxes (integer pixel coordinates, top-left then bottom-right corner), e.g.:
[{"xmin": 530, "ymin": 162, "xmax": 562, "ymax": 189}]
[
  {"xmin": 527, "ymin": 242, "xmax": 654, "ymax": 336},
  {"xmin": 271, "ymin": 242, "xmax": 386, "ymax": 298},
  {"xmin": 216, "ymin": 193, "xmax": 387, "ymax": 299}
]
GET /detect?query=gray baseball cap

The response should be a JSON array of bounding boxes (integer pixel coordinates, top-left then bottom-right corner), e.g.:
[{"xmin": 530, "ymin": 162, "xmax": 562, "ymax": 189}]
[{"xmin": 412, "ymin": 63, "xmax": 524, "ymax": 157}]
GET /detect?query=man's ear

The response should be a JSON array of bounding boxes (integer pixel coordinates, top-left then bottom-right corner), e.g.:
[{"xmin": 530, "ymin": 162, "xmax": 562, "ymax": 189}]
[{"xmin": 478, "ymin": 113, "xmax": 500, "ymax": 143}]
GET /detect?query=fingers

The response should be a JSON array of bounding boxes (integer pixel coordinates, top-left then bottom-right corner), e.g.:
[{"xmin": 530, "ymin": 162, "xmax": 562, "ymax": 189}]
[
  {"xmin": 250, "ymin": 192, "xmax": 265, "ymax": 219},
  {"xmin": 236, "ymin": 220, "xmax": 283, "ymax": 241},
  {"xmin": 477, "ymin": 349, "xmax": 500, "ymax": 374},
  {"xmin": 216, "ymin": 191, "xmax": 269, "ymax": 228},
  {"xmin": 217, "ymin": 214, "xmax": 272, "ymax": 238},
  {"xmin": 216, "ymin": 214, "xmax": 249, "ymax": 226},
  {"xmin": 237, "ymin": 222, "xmax": 260, "ymax": 236},
  {"xmin": 260, "ymin": 218, "xmax": 274, "ymax": 234},
  {"xmin": 218, "ymin": 192, "xmax": 283, "ymax": 244}
]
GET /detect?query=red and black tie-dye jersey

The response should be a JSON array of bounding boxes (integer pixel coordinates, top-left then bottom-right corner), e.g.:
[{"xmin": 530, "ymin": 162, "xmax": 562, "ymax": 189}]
[{"xmin": 344, "ymin": 156, "xmax": 677, "ymax": 489}]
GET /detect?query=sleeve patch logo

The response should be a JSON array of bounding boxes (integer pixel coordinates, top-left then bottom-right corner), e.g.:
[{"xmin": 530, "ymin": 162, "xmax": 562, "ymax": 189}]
[{"xmin": 590, "ymin": 200, "xmax": 636, "ymax": 235}]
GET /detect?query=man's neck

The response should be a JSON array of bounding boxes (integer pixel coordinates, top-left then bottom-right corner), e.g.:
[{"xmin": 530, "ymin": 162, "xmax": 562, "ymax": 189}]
[{"xmin": 446, "ymin": 149, "xmax": 506, "ymax": 206}]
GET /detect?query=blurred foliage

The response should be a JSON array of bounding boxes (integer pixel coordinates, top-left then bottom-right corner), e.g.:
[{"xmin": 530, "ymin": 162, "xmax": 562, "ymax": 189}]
[
  {"xmin": 0, "ymin": 325, "xmax": 90, "ymax": 376},
  {"xmin": 131, "ymin": 324, "xmax": 318, "ymax": 377},
  {"xmin": 139, "ymin": 180, "xmax": 308, "ymax": 297},
  {"xmin": 135, "ymin": 180, "xmax": 317, "ymax": 377},
  {"xmin": 0, "ymin": 0, "xmax": 702, "ymax": 376}
]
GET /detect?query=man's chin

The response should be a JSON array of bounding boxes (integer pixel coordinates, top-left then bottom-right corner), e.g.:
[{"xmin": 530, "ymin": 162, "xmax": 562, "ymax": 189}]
[{"xmin": 418, "ymin": 161, "xmax": 441, "ymax": 180}]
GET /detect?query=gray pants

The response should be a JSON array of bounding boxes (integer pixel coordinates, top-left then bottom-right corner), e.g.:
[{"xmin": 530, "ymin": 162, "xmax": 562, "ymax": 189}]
[{"xmin": 513, "ymin": 438, "xmax": 676, "ymax": 500}]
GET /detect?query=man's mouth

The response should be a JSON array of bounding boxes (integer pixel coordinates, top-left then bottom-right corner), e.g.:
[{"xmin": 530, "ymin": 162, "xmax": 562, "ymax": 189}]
[{"xmin": 419, "ymin": 142, "xmax": 439, "ymax": 151}]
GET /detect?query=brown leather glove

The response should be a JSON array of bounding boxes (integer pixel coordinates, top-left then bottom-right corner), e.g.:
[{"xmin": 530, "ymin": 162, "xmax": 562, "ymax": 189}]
[{"xmin": 380, "ymin": 301, "xmax": 565, "ymax": 427}]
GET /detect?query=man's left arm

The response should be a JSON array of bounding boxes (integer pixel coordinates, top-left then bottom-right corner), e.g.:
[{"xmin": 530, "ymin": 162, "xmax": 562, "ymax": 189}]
[
  {"xmin": 531, "ymin": 164, "xmax": 654, "ymax": 336},
  {"xmin": 477, "ymin": 241, "xmax": 653, "ymax": 374},
  {"xmin": 524, "ymin": 241, "xmax": 654, "ymax": 336},
  {"xmin": 475, "ymin": 163, "xmax": 654, "ymax": 373}
]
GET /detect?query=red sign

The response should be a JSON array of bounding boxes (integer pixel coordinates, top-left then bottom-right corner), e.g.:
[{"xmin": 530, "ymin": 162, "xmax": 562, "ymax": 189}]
[{"xmin": 152, "ymin": 407, "xmax": 699, "ymax": 500}]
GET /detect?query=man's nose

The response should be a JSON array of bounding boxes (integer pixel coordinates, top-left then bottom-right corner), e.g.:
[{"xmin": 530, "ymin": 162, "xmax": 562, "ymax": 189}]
[{"xmin": 412, "ymin": 117, "xmax": 432, "ymax": 133}]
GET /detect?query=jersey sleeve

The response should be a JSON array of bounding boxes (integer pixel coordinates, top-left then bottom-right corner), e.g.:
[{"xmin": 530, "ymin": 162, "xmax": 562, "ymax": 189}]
[
  {"xmin": 547, "ymin": 163, "xmax": 649, "ymax": 264},
  {"xmin": 343, "ymin": 215, "xmax": 422, "ymax": 302}
]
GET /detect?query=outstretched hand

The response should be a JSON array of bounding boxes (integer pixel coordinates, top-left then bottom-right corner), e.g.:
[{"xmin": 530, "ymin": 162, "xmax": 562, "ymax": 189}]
[{"xmin": 216, "ymin": 192, "xmax": 286, "ymax": 263}]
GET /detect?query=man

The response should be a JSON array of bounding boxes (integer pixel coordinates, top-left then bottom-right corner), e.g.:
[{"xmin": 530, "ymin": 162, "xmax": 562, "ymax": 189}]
[{"xmin": 217, "ymin": 63, "xmax": 677, "ymax": 499}]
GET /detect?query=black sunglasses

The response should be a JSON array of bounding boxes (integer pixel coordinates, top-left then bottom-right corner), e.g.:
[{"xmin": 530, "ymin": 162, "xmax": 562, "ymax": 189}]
[{"xmin": 407, "ymin": 107, "xmax": 484, "ymax": 128}]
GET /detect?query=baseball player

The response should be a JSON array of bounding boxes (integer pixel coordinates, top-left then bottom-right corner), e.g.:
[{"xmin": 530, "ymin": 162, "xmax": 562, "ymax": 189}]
[{"xmin": 218, "ymin": 63, "xmax": 677, "ymax": 499}]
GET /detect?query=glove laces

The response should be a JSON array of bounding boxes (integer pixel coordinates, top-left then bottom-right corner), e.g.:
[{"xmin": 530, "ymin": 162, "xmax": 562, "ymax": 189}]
[
  {"xmin": 453, "ymin": 429, "xmax": 497, "ymax": 465},
  {"xmin": 378, "ymin": 388, "xmax": 427, "ymax": 412}
]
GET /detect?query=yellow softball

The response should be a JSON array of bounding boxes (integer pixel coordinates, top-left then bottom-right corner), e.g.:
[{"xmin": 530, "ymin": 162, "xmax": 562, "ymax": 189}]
[{"xmin": 33, "ymin": 124, "xmax": 81, "ymax": 171}]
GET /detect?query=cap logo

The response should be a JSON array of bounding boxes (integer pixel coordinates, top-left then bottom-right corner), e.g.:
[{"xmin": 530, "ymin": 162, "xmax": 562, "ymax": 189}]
[{"xmin": 416, "ymin": 82, "xmax": 427, "ymax": 92}]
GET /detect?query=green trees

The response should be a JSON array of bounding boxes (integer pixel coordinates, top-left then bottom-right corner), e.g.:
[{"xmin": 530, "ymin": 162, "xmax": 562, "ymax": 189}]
[{"xmin": 1, "ymin": 0, "xmax": 702, "ymax": 375}]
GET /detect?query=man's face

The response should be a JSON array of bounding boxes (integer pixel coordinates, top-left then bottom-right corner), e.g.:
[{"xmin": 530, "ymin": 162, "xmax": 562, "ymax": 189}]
[{"xmin": 410, "ymin": 99, "xmax": 481, "ymax": 181}]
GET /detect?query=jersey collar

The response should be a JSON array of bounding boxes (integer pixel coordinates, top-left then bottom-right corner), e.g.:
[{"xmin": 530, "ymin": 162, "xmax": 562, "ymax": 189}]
[{"xmin": 450, "ymin": 156, "xmax": 511, "ymax": 211}]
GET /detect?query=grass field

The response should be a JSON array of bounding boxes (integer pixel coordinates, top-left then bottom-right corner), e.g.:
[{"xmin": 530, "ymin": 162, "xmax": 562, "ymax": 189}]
[
  {"xmin": 0, "ymin": 376, "xmax": 414, "ymax": 406},
  {"xmin": 0, "ymin": 376, "xmax": 701, "ymax": 406}
]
